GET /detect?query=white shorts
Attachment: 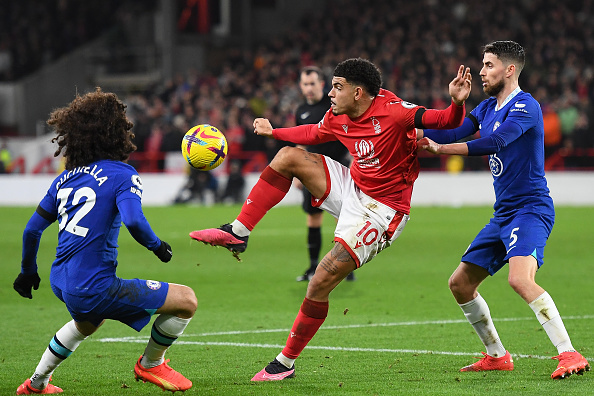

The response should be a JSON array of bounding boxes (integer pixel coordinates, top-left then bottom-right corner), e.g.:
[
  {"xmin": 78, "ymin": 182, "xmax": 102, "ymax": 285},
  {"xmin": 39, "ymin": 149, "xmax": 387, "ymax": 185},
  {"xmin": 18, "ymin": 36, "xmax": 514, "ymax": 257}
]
[{"xmin": 313, "ymin": 156, "xmax": 410, "ymax": 267}]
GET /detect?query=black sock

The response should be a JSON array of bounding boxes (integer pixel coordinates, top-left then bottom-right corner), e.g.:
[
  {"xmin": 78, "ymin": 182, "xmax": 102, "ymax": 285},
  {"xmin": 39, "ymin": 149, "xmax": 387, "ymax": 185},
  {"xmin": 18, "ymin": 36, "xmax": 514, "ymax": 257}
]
[{"xmin": 307, "ymin": 227, "xmax": 321, "ymax": 269}]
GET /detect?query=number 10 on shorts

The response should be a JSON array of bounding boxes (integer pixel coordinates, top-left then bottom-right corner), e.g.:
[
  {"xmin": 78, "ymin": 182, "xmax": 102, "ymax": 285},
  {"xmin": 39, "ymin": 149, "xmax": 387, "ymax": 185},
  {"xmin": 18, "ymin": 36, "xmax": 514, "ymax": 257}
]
[{"xmin": 355, "ymin": 221, "xmax": 379, "ymax": 248}]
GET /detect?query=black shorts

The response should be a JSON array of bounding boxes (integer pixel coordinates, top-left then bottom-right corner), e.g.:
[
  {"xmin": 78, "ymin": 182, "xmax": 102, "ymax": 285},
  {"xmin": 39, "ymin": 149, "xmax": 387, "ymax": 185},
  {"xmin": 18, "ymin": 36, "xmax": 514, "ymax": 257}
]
[{"xmin": 302, "ymin": 188, "xmax": 324, "ymax": 215}]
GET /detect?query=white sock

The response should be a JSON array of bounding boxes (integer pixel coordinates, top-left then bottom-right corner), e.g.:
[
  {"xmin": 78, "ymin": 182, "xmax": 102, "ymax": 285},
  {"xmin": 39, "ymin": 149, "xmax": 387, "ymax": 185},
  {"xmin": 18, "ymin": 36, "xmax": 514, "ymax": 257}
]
[
  {"xmin": 231, "ymin": 220, "xmax": 250, "ymax": 237},
  {"xmin": 459, "ymin": 294, "xmax": 507, "ymax": 358},
  {"xmin": 30, "ymin": 320, "xmax": 87, "ymax": 389},
  {"xmin": 529, "ymin": 291, "xmax": 574, "ymax": 354},
  {"xmin": 141, "ymin": 315, "xmax": 191, "ymax": 368},
  {"xmin": 276, "ymin": 352, "xmax": 295, "ymax": 369}
]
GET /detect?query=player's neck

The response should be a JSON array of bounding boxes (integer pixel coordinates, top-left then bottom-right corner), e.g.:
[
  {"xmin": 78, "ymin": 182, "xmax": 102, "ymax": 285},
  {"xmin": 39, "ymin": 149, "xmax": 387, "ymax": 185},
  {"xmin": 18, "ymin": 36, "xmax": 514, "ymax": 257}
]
[
  {"xmin": 495, "ymin": 81, "xmax": 519, "ymax": 108},
  {"xmin": 347, "ymin": 97, "xmax": 374, "ymax": 119}
]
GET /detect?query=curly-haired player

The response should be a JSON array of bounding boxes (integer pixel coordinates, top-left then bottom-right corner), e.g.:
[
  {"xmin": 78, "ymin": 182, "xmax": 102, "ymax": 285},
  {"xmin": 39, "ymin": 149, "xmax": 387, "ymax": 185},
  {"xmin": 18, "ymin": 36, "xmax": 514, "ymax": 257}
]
[
  {"xmin": 14, "ymin": 88, "xmax": 197, "ymax": 394},
  {"xmin": 190, "ymin": 58, "xmax": 472, "ymax": 380}
]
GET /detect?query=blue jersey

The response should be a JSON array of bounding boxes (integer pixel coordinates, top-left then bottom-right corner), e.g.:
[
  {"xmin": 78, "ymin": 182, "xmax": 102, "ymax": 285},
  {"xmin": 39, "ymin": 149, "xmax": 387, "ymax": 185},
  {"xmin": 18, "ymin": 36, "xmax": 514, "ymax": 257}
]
[
  {"xmin": 424, "ymin": 88, "xmax": 554, "ymax": 217},
  {"xmin": 31, "ymin": 160, "xmax": 161, "ymax": 296},
  {"xmin": 469, "ymin": 89, "xmax": 553, "ymax": 216}
]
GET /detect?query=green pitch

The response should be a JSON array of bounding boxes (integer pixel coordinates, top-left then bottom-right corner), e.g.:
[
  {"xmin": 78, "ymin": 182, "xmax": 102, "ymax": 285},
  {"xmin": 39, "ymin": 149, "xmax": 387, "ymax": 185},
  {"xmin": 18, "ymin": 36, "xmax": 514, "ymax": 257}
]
[{"xmin": 1, "ymin": 205, "xmax": 592, "ymax": 395}]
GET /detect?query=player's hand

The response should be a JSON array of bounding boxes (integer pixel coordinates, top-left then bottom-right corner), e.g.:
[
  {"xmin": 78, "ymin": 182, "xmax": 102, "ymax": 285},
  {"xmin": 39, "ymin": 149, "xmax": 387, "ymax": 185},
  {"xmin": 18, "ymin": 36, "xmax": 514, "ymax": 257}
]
[
  {"xmin": 417, "ymin": 137, "xmax": 441, "ymax": 154},
  {"xmin": 253, "ymin": 118, "xmax": 274, "ymax": 138},
  {"xmin": 449, "ymin": 65, "xmax": 472, "ymax": 106},
  {"xmin": 13, "ymin": 272, "xmax": 41, "ymax": 299},
  {"xmin": 154, "ymin": 240, "xmax": 173, "ymax": 263}
]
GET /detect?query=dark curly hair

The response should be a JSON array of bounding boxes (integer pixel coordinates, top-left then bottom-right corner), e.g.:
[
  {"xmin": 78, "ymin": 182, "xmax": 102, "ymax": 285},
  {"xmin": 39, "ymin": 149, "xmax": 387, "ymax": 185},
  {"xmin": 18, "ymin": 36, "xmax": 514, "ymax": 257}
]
[
  {"xmin": 333, "ymin": 58, "xmax": 382, "ymax": 97},
  {"xmin": 48, "ymin": 87, "xmax": 136, "ymax": 170},
  {"xmin": 483, "ymin": 40, "xmax": 525, "ymax": 74}
]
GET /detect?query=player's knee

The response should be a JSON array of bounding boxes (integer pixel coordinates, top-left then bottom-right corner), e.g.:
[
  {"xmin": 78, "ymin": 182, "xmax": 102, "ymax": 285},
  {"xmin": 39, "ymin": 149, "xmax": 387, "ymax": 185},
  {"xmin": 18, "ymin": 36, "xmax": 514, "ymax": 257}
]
[
  {"xmin": 507, "ymin": 274, "xmax": 531, "ymax": 295},
  {"xmin": 271, "ymin": 146, "xmax": 300, "ymax": 169},
  {"xmin": 448, "ymin": 273, "xmax": 461, "ymax": 294},
  {"xmin": 179, "ymin": 286, "xmax": 198, "ymax": 318}
]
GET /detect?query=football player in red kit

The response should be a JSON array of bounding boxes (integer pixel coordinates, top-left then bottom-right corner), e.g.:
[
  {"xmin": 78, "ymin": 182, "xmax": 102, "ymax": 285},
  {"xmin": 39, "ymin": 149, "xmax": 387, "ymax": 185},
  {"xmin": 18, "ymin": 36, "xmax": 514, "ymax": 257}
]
[{"xmin": 190, "ymin": 58, "xmax": 472, "ymax": 380}]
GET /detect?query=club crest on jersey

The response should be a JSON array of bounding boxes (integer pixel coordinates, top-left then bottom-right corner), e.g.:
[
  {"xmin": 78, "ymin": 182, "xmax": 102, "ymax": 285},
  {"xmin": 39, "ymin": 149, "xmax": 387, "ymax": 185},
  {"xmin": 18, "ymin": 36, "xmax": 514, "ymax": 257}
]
[
  {"xmin": 493, "ymin": 121, "xmax": 501, "ymax": 132},
  {"xmin": 355, "ymin": 140, "xmax": 380, "ymax": 168},
  {"xmin": 400, "ymin": 101, "xmax": 418, "ymax": 109},
  {"xmin": 489, "ymin": 154, "xmax": 504, "ymax": 177},
  {"xmin": 371, "ymin": 117, "xmax": 381, "ymax": 134},
  {"xmin": 342, "ymin": 124, "xmax": 348, "ymax": 133},
  {"xmin": 146, "ymin": 280, "xmax": 161, "ymax": 290}
]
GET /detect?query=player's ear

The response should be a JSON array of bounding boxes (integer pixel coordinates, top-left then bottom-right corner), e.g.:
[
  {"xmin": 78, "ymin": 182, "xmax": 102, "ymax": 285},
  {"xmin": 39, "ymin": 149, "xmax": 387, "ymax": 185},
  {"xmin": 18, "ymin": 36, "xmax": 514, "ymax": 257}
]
[
  {"xmin": 506, "ymin": 63, "xmax": 516, "ymax": 78},
  {"xmin": 353, "ymin": 86, "xmax": 364, "ymax": 101}
]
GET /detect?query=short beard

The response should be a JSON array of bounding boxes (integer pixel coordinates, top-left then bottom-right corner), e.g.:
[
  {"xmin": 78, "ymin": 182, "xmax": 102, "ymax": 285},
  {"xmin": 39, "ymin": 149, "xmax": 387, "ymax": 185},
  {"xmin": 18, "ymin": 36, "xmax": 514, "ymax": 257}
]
[{"xmin": 483, "ymin": 79, "xmax": 505, "ymax": 97}]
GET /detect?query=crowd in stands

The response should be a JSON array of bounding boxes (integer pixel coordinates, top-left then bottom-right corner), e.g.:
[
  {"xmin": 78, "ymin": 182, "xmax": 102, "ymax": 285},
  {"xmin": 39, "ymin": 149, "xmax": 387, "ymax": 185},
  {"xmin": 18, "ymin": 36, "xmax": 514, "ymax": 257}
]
[
  {"xmin": 0, "ymin": 0, "xmax": 156, "ymax": 81},
  {"xmin": 2, "ymin": 0, "xmax": 593, "ymax": 173},
  {"xmin": 123, "ymin": 0, "xmax": 594, "ymax": 173}
]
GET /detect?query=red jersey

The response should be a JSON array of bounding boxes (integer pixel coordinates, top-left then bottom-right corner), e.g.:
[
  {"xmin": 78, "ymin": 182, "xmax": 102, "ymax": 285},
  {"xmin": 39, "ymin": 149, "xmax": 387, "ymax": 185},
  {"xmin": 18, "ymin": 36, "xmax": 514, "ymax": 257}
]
[{"xmin": 273, "ymin": 88, "xmax": 464, "ymax": 213}]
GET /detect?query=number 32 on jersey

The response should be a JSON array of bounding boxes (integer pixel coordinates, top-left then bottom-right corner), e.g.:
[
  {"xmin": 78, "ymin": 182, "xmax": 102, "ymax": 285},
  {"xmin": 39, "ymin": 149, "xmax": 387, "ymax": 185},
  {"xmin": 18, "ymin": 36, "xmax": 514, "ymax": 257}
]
[{"xmin": 57, "ymin": 187, "xmax": 96, "ymax": 237}]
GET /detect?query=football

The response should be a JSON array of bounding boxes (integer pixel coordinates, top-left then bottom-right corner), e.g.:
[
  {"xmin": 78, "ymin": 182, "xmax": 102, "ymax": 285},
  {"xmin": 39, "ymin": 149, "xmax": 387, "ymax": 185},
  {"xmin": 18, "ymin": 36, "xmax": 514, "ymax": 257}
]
[{"xmin": 181, "ymin": 124, "xmax": 228, "ymax": 171}]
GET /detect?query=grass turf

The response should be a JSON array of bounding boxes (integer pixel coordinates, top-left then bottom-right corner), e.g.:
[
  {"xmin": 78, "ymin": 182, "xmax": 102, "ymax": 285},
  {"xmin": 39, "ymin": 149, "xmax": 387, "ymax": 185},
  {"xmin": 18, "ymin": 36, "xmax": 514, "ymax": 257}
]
[{"xmin": 0, "ymin": 204, "xmax": 592, "ymax": 395}]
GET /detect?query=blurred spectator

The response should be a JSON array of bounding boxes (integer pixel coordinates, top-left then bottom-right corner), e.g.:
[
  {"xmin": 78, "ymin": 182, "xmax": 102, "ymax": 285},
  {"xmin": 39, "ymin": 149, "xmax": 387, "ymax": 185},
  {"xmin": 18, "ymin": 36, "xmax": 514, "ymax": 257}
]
[
  {"xmin": 558, "ymin": 96, "xmax": 580, "ymax": 148},
  {"xmin": 219, "ymin": 160, "xmax": 246, "ymax": 204},
  {"xmin": 173, "ymin": 168, "xmax": 218, "ymax": 205},
  {"xmin": 0, "ymin": 140, "xmax": 11, "ymax": 173},
  {"xmin": 543, "ymin": 104, "xmax": 562, "ymax": 158},
  {"xmin": 571, "ymin": 111, "xmax": 593, "ymax": 149}
]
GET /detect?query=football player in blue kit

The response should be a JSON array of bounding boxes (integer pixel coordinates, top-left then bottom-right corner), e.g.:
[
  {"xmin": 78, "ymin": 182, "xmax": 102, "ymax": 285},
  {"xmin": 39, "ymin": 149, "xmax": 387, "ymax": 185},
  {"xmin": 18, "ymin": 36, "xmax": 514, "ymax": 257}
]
[
  {"xmin": 13, "ymin": 88, "xmax": 197, "ymax": 394},
  {"xmin": 418, "ymin": 41, "xmax": 590, "ymax": 379}
]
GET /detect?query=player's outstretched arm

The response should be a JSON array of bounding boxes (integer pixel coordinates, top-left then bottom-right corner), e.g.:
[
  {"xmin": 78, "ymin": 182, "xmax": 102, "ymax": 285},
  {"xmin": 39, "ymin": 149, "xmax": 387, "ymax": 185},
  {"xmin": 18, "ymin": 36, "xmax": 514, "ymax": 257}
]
[
  {"xmin": 418, "ymin": 137, "xmax": 469, "ymax": 156},
  {"xmin": 449, "ymin": 65, "xmax": 472, "ymax": 106}
]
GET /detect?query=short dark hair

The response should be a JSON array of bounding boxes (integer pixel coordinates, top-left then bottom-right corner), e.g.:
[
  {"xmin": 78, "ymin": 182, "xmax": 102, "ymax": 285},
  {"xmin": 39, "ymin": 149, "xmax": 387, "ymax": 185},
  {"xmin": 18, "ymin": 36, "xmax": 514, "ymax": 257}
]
[
  {"xmin": 300, "ymin": 66, "xmax": 324, "ymax": 81},
  {"xmin": 48, "ymin": 87, "xmax": 136, "ymax": 170},
  {"xmin": 483, "ymin": 40, "xmax": 525, "ymax": 74},
  {"xmin": 333, "ymin": 58, "xmax": 382, "ymax": 97}
]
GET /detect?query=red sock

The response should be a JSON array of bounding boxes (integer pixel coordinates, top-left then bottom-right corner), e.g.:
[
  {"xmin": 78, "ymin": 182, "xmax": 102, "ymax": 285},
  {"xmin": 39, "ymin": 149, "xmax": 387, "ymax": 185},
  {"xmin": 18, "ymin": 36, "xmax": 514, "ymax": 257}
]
[
  {"xmin": 282, "ymin": 298, "xmax": 329, "ymax": 359},
  {"xmin": 237, "ymin": 166, "xmax": 292, "ymax": 230}
]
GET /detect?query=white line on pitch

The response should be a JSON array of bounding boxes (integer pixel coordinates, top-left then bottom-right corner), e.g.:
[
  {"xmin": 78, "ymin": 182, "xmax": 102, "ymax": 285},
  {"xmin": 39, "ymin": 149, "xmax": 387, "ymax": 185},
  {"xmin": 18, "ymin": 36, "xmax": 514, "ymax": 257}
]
[
  {"xmin": 94, "ymin": 339, "xmax": 593, "ymax": 361},
  {"xmin": 95, "ymin": 314, "xmax": 594, "ymax": 361},
  {"xmin": 184, "ymin": 314, "xmax": 594, "ymax": 337}
]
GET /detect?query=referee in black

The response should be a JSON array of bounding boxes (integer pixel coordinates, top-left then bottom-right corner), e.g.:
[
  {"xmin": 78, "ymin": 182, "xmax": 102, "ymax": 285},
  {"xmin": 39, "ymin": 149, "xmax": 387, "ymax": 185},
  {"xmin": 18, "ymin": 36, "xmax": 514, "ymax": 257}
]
[{"xmin": 294, "ymin": 66, "xmax": 354, "ymax": 282}]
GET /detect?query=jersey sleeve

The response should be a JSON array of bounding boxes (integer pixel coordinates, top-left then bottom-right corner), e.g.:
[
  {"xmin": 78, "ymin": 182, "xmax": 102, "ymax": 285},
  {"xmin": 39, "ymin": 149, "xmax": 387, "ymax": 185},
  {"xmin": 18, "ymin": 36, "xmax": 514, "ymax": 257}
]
[
  {"xmin": 422, "ymin": 115, "xmax": 479, "ymax": 144},
  {"xmin": 21, "ymin": 207, "xmax": 55, "ymax": 274},
  {"xmin": 114, "ymin": 170, "xmax": 161, "ymax": 251},
  {"xmin": 20, "ymin": 183, "xmax": 60, "ymax": 274},
  {"xmin": 272, "ymin": 115, "xmax": 337, "ymax": 145},
  {"xmin": 466, "ymin": 98, "xmax": 538, "ymax": 156},
  {"xmin": 466, "ymin": 120, "xmax": 524, "ymax": 156},
  {"xmin": 417, "ymin": 100, "xmax": 466, "ymax": 129},
  {"xmin": 505, "ymin": 97, "xmax": 539, "ymax": 132}
]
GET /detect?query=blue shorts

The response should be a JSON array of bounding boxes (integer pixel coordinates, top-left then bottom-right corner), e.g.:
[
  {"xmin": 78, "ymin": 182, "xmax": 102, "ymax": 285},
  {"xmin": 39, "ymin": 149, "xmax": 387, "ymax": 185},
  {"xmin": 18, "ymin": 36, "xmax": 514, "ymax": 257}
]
[
  {"xmin": 51, "ymin": 277, "xmax": 169, "ymax": 332},
  {"xmin": 461, "ymin": 210, "xmax": 554, "ymax": 275}
]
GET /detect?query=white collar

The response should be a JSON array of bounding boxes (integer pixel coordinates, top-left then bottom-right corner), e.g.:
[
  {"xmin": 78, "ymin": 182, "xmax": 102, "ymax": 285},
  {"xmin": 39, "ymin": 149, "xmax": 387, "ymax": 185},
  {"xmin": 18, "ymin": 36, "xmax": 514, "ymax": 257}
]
[{"xmin": 495, "ymin": 86, "xmax": 522, "ymax": 111}]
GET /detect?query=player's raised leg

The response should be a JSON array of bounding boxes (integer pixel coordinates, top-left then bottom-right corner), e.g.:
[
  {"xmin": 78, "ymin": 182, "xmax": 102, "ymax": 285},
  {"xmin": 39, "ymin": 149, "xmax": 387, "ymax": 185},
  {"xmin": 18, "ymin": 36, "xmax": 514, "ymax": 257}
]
[
  {"xmin": 134, "ymin": 283, "xmax": 197, "ymax": 392},
  {"xmin": 190, "ymin": 148, "xmax": 327, "ymax": 258},
  {"xmin": 252, "ymin": 243, "xmax": 356, "ymax": 381}
]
